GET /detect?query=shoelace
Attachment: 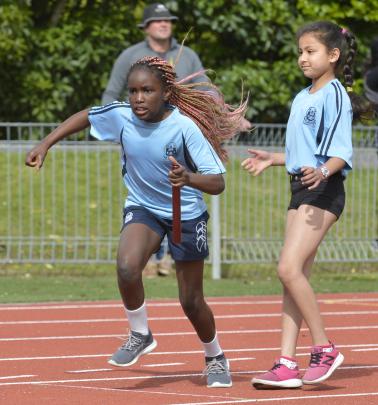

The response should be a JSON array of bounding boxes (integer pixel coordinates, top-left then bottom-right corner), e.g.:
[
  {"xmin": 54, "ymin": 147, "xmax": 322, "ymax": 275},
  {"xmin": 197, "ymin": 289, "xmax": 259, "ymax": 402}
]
[
  {"xmin": 270, "ymin": 363, "xmax": 283, "ymax": 371},
  {"xmin": 309, "ymin": 351, "xmax": 323, "ymax": 366},
  {"xmin": 203, "ymin": 358, "xmax": 227, "ymax": 375},
  {"xmin": 120, "ymin": 333, "xmax": 143, "ymax": 351}
]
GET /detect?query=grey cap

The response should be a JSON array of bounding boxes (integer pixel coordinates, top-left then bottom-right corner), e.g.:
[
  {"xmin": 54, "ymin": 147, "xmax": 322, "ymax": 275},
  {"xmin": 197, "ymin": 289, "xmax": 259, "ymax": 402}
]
[{"xmin": 137, "ymin": 3, "xmax": 178, "ymax": 28}]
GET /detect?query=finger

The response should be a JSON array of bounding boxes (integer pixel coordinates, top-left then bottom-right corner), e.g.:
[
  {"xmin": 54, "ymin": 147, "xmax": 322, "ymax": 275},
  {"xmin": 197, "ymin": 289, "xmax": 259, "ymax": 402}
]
[{"xmin": 168, "ymin": 156, "xmax": 180, "ymax": 167}]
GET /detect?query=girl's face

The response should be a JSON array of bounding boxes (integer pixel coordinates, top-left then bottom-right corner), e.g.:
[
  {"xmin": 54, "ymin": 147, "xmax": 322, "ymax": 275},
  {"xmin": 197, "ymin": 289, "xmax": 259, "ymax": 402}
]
[
  {"xmin": 298, "ymin": 33, "xmax": 340, "ymax": 82},
  {"xmin": 127, "ymin": 68, "xmax": 170, "ymax": 122}
]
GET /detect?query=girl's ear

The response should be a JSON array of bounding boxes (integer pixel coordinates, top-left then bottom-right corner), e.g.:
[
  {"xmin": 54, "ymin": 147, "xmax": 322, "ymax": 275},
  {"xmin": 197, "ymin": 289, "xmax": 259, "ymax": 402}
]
[
  {"xmin": 163, "ymin": 89, "xmax": 171, "ymax": 102},
  {"xmin": 329, "ymin": 47, "xmax": 341, "ymax": 63}
]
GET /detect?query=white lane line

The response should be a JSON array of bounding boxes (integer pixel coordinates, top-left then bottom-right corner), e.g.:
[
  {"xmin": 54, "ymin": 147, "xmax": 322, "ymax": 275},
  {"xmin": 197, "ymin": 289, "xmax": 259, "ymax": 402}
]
[
  {"xmin": 42, "ymin": 383, "xmax": 246, "ymax": 401},
  {"xmin": 351, "ymin": 348, "xmax": 378, "ymax": 352},
  {"xmin": 66, "ymin": 368, "xmax": 113, "ymax": 374},
  {"xmin": 0, "ymin": 375, "xmax": 36, "ymax": 380},
  {"xmin": 2, "ymin": 310, "xmax": 378, "ymax": 325},
  {"xmin": 0, "ymin": 366, "xmax": 377, "ymax": 387},
  {"xmin": 168, "ymin": 392, "xmax": 378, "ymax": 405},
  {"xmin": 229, "ymin": 357, "xmax": 255, "ymax": 362},
  {"xmin": 1, "ymin": 297, "xmax": 377, "ymax": 310},
  {"xmin": 143, "ymin": 362, "xmax": 185, "ymax": 367},
  {"xmin": 1, "ymin": 343, "xmax": 378, "ymax": 362},
  {"xmin": 2, "ymin": 324, "xmax": 378, "ymax": 342}
]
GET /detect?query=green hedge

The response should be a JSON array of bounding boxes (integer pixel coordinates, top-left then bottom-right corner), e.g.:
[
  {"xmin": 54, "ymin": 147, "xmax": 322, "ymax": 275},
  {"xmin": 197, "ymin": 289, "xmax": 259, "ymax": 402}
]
[{"xmin": 1, "ymin": 0, "xmax": 377, "ymax": 123}]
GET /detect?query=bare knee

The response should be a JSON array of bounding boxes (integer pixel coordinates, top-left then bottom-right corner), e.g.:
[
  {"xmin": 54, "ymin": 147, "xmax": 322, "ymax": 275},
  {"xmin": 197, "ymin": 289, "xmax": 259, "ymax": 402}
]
[
  {"xmin": 180, "ymin": 293, "xmax": 205, "ymax": 318},
  {"xmin": 277, "ymin": 260, "xmax": 300, "ymax": 286},
  {"xmin": 117, "ymin": 256, "xmax": 144, "ymax": 284}
]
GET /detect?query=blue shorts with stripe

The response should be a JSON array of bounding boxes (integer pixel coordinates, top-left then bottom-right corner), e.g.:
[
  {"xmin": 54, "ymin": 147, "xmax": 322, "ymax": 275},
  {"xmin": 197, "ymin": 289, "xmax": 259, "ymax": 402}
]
[{"xmin": 122, "ymin": 206, "xmax": 209, "ymax": 261}]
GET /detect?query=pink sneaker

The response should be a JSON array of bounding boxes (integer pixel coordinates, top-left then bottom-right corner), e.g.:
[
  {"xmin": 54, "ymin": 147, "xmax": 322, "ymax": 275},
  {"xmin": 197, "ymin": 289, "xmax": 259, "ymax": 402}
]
[
  {"xmin": 252, "ymin": 357, "xmax": 302, "ymax": 388},
  {"xmin": 302, "ymin": 342, "xmax": 344, "ymax": 384}
]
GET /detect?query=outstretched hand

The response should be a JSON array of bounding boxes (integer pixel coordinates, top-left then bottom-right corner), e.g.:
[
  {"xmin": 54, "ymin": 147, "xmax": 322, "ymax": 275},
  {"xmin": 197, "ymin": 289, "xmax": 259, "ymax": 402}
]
[
  {"xmin": 25, "ymin": 143, "xmax": 49, "ymax": 170},
  {"xmin": 241, "ymin": 149, "xmax": 273, "ymax": 176},
  {"xmin": 168, "ymin": 156, "xmax": 189, "ymax": 187}
]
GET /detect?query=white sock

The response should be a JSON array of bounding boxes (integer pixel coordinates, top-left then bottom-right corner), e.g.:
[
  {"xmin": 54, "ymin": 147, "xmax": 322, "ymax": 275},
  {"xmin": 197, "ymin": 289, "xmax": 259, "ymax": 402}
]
[
  {"xmin": 125, "ymin": 302, "xmax": 149, "ymax": 335},
  {"xmin": 202, "ymin": 333, "xmax": 223, "ymax": 358}
]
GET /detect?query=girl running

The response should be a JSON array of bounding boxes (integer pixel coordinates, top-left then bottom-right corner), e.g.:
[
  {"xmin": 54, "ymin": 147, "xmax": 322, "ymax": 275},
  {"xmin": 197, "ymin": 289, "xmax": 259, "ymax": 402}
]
[
  {"xmin": 25, "ymin": 56, "xmax": 247, "ymax": 388},
  {"xmin": 242, "ymin": 21, "xmax": 371, "ymax": 388}
]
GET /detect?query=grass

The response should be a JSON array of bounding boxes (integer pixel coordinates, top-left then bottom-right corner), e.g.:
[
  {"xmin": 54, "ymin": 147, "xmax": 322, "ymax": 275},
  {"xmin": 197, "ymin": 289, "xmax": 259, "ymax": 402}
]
[{"xmin": 0, "ymin": 262, "xmax": 377, "ymax": 304}]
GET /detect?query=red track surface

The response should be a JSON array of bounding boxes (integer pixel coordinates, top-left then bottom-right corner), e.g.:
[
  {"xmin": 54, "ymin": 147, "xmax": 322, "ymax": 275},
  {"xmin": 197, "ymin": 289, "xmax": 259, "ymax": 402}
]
[{"xmin": 1, "ymin": 292, "xmax": 378, "ymax": 404}]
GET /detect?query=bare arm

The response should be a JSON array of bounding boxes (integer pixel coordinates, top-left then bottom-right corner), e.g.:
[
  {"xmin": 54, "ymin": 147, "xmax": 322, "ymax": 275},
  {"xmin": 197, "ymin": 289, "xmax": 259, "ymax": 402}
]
[
  {"xmin": 168, "ymin": 156, "xmax": 225, "ymax": 195},
  {"xmin": 25, "ymin": 109, "xmax": 90, "ymax": 170},
  {"xmin": 241, "ymin": 149, "xmax": 285, "ymax": 176}
]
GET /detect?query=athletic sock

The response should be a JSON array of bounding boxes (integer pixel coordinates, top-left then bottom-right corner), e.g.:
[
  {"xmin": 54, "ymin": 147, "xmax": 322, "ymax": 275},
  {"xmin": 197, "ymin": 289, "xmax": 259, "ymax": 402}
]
[
  {"xmin": 202, "ymin": 333, "xmax": 223, "ymax": 358},
  {"xmin": 125, "ymin": 302, "xmax": 149, "ymax": 335}
]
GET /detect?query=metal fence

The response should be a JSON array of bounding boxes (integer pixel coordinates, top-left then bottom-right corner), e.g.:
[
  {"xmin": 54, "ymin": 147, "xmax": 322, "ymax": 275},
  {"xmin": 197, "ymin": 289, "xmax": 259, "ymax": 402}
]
[{"xmin": 1, "ymin": 123, "xmax": 377, "ymax": 273}]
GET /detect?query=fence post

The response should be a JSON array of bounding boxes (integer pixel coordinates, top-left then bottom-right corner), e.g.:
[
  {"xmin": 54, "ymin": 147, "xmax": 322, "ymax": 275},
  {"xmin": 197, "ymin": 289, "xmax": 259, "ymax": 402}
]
[{"xmin": 211, "ymin": 194, "xmax": 221, "ymax": 279}]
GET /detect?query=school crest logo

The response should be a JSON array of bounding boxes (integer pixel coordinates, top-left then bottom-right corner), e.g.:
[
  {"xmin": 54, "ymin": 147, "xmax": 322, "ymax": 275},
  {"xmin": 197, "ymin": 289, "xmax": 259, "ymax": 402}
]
[
  {"xmin": 165, "ymin": 142, "xmax": 178, "ymax": 158},
  {"xmin": 303, "ymin": 107, "xmax": 316, "ymax": 127}
]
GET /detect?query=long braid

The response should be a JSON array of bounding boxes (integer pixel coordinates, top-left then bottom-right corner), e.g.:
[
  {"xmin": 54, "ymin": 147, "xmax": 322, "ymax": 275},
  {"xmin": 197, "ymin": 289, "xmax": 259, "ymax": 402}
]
[{"xmin": 128, "ymin": 56, "xmax": 248, "ymax": 161}]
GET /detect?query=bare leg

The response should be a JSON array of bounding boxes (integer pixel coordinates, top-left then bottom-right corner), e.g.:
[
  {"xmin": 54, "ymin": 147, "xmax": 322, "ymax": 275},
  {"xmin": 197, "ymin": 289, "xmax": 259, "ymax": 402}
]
[
  {"xmin": 117, "ymin": 223, "xmax": 161, "ymax": 310},
  {"xmin": 175, "ymin": 260, "xmax": 216, "ymax": 342},
  {"xmin": 278, "ymin": 205, "xmax": 337, "ymax": 349}
]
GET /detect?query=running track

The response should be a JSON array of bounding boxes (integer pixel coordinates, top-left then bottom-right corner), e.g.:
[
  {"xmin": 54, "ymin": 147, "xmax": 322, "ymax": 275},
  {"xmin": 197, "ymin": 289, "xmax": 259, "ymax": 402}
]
[{"xmin": 1, "ymin": 292, "xmax": 378, "ymax": 404}]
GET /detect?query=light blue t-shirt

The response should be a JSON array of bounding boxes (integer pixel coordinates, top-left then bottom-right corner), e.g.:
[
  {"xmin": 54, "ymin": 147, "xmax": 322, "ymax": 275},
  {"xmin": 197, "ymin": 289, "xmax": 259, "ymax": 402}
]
[
  {"xmin": 285, "ymin": 79, "xmax": 353, "ymax": 176},
  {"xmin": 88, "ymin": 102, "xmax": 225, "ymax": 220}
]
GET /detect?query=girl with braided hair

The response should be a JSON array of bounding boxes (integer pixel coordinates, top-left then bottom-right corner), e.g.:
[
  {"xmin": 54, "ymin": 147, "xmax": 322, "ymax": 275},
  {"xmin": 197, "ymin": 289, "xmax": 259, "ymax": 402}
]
[
  {"xmin": 243, "ymin": 21, "xmax": 371, "ymax": 389},
  {"xmin": 25, "ymin": 55, "xmax": 247, "ymax": 388}
]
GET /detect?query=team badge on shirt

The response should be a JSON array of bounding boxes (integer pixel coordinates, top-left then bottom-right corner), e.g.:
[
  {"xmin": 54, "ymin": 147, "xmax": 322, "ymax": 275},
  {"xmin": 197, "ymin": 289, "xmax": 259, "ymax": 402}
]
[
  {"xmin": 303, "ymin": 107, "xmax": 317, "ymax": 127},
  {"xmin": 165, "ymin": 142, "xmax": 178, "ymax": 158}
]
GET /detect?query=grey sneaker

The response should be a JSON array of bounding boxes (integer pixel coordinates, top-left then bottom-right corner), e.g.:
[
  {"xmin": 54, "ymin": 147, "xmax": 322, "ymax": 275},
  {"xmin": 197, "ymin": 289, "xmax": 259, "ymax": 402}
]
[
  {"xmin": 108, "ymin": 330, "xmax": 157, "ymax": 367},
  {"xmin": 204, "ymin": 353, "xmax": 232, "ymax": 388}
]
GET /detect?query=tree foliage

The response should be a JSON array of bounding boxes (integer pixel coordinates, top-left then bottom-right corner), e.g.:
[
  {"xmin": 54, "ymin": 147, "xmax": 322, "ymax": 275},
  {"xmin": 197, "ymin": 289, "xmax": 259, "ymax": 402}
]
[{"xmin": 1, "ymin": 0, "xmax": 377, "ymax": 123}]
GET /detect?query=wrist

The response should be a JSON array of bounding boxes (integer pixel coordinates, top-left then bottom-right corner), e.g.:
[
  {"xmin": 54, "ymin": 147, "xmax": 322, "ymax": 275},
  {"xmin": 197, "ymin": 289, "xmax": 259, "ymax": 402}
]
[{"xmin": 319, "ymin": 165, "xmax": 330, "ymax": 179}]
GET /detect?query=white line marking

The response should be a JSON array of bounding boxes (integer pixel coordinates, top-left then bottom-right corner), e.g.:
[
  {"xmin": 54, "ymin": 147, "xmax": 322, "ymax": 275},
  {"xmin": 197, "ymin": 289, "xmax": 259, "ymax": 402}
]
[
  {"xmin": 351, "ymin": 348, "xmax": 378, "ymax": 352},
  {"xmin": 1, "ymin": 297, "xmax": 377, "ymax": 311},
  {"xmin": 2, "ymin": 310, "xmax": 378, "ymax": 325},
  {"xmin": 229, "ymin": 357, "xmax": 255, "ymax": 362},
  {"xmin": 1, "ymin": 324, "xmax": 378, "ymax": 342},
  {"xmin": 1, "ymin": 343, "xmax": 378, "ymax": 362},
  {"xmin": 143, "ymin": 362, "xmax": 184, "ymax": 367},
  {"xmin": 43, "ymin": 383, "xmax": 245, "ymax": 401},
  {"xmin": 66, "ymin": 368, "xmax": 113, "ymax": 374},
  {"xmin": 168, "ymin": 392, "xmax": 378, "ymax": 405},
  {"xmin": 0, "ymin": 366, "xmax": 377, "ymax": 387},
  {"xmin": 0, "ymin": 375, "xmax": 36, "ymax": 380}
]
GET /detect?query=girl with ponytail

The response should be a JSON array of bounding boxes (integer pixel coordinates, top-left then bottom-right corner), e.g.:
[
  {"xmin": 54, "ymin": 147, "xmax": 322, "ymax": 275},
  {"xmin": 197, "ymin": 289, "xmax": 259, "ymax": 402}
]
[
  {"xmin": 243, "ymin": 21, "xmax": 363, "ymax": 389},
  {"xmin": 25, "ymin": 56, "xmax": 247, "ymax": 388}
]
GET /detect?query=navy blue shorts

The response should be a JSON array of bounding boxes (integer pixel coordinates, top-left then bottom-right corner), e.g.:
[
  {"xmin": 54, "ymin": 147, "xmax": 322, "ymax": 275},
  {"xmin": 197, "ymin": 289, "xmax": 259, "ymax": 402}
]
[
  {"xmin": 288, "ymin": 172, "xmax": 345, "ymax": 219},
  {"xmin": 122, "ymin": 206, "xmax": 209, "ymax": 261}
]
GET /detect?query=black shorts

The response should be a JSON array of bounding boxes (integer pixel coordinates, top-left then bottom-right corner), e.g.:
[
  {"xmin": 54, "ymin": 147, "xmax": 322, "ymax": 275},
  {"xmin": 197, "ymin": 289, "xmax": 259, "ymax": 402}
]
[
  {"xmin": 288, "ymin": 172, "xmax": 345, "ymax": 219},
  {"xmin": 122, "ymin": 205, "xmax": 209, "ymax": 261}
]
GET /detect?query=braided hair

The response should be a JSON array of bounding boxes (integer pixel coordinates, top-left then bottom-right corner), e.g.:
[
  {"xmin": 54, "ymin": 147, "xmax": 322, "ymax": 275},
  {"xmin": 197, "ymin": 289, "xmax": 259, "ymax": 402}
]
[
  {"xmin": 296, "ymin": 21, "xmax": 373, "ymax": 121},
  {"xmin": 127, "ymin": 56, "xmax": 248, "ymax": 161}
]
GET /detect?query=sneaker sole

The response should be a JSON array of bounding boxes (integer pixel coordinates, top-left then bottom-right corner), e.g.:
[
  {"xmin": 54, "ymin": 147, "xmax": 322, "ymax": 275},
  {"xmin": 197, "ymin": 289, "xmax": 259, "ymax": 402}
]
[
  {"xmin": 108, "ymin": 339, "xmax": 157, "ymax": 367},
  {"xmin": 252, "ymin": 377, "xmax": 303, "ymax": 389},
  {"xmin": 302, "ymin": 352, "xmax": 344, "ymax": 384},
  {"xmin": 207, "ymin": 359, "xmax": 232, "ymax": 388}
]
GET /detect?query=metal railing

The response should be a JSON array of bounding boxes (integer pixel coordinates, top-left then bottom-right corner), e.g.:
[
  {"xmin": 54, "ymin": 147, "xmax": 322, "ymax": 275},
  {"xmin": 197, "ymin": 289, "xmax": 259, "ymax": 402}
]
[{"xmin": 1, "ymin": 123, "xmax": 377, "ymax": 274}]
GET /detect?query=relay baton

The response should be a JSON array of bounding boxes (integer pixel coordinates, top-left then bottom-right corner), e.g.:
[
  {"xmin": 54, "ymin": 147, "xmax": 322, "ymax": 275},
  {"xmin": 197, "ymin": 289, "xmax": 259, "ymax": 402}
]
[{"xmin": 171, "ymin": 162, "xmax": 182, "ymax": 244}]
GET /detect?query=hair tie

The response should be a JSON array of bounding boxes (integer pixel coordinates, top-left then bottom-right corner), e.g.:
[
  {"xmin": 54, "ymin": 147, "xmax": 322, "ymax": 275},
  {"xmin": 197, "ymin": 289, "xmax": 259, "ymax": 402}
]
[
  {"xmin": 341, "ymin": 28, "xmax": 347, "ymax": 35},
  {"xmin": 346, "ymin": 86, "xmax": 353, "ymax": 92}
]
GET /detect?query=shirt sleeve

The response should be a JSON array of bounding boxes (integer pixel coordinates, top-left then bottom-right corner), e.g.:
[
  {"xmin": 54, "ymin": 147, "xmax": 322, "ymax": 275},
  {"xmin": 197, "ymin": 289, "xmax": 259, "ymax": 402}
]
[
  {"xmin": 315, "ymin": 83, "xmax": 353, "ymax": 170},
  {"xmin": 183, "ymin": 124, "xmax": 226, "ymax": 174},
  {"xmin": 88, "ymin": 102, "xmax": 126, "ymax": 143}
]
